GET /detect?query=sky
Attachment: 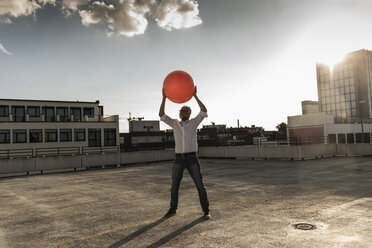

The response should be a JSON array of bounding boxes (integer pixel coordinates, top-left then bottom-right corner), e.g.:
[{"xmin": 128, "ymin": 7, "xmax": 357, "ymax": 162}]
[{"xmin": 1, "ymin": 0, "xmax": 372, "ymax": 132}]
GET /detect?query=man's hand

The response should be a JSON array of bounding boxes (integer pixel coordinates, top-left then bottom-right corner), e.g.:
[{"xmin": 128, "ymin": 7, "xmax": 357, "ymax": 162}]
[{"xmin": 193, "ymin": 86, "xmax": 198, "ymax": 98}]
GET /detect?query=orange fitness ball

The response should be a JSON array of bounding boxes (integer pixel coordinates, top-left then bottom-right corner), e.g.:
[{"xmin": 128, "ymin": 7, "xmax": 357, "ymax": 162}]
[{"xmin": 163, "ymin": 70, "xmax": 195, "ymax": 103}]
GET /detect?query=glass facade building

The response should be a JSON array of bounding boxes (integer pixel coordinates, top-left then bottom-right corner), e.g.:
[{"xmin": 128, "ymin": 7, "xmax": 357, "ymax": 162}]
[{"xmin": 316, "ymin": 49, "xmax": 372, "ymax": 123}]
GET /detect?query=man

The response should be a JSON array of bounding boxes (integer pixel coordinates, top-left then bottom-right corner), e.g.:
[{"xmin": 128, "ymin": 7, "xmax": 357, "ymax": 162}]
[{"xmin": 159, "ymin": 86, "xmax": 210, "ymax": 219}]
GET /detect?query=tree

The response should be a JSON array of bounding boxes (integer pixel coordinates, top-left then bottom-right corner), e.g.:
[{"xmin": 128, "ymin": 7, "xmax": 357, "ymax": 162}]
[{"xmin": 276, "ymin": 122, "xmax": 287, "ymax": 138}]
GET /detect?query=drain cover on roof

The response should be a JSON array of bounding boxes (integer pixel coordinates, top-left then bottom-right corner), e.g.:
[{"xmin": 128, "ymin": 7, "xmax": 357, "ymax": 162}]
[{"xmin": 293, "ymin": 223, "xmax": 316, "ymax": 230}]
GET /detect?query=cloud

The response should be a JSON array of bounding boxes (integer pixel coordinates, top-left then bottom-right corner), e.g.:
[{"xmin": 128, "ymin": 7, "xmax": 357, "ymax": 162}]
[
  {"xmin": 79, "ymin": 1, "xmax": 150, "ymax": 37},
  {"xmin": 154, "ymin": 0, "xmax": 202, "ymax": 31},
  {"xmin": 0, "ymin": 0, "xmax": 56, "ymax": 22},
  {"xmin": 0, "ymin": 0, "xmax": 202, "ymax": 37},
  {"xmin": 78, "ymin": 0, "xmax": 202, "ymax": 36},
  {"xmin": 0, "ymin": 0, "xmax": 41, "ymax": 18},
  {"xmin": 62, "ymin": 0, "xmax": 89, "ymax": 11},
  {"xmin": 0, "ymin": 43, "xmax": 12, "ymax": 55}
]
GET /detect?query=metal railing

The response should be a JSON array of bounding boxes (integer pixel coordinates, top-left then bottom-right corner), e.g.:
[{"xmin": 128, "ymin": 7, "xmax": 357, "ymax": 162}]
[
  {"xmin": 0, "ymin": 146, "xmax": 119, "ymax": 159},
  {"xmin": 82, "ymin": 146, "xmax": 119, "ymax": 154},
  {"xmin": 0, "ymin": 149, "xmax": 33, "ymax": 159},
  {"xmin": 35, "ymin": 147, "xmax": 80, "ymax": 157}
]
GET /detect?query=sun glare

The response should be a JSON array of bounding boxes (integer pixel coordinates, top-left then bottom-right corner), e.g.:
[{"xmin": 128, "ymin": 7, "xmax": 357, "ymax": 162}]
[{"xmin": 317, "ymin": 53, "xmax": 346, "ymax": 71}]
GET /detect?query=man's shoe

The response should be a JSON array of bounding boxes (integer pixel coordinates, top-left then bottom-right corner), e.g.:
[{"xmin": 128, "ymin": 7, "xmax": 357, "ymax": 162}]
[
  {"xmin": 164, "ymin": 209, "xmax": 176, "ymax": 218},
  {"xmin": 203, "ymin": 210, "xmax": 211, "ymax": 219}
]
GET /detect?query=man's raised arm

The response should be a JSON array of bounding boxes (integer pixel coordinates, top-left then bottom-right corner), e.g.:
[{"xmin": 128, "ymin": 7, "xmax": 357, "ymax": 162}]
[
  {"xmin": 159, "ymin": 89, "xmax": 166, "ymax": 117},
  {"xmin": 194, "ymin": 86, "xmax": 207, "ymax": 112}
]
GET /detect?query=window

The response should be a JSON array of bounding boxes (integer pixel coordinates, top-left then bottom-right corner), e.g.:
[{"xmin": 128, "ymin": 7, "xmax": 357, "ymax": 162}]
[
  {"xmin": 346, "ymin": 133, "xmax": 354, "ymax": 144},
  {"xmin": 74, "ymin": 129, "xmax": 85, "ymax": 141},
  {"xmin": 30, "ymin": 129, "xmax": 43, "ymax": 143},
  {"xmin": 27, "ymin": 106, "xmax": 40, "ymax": 117},
  {"xmin": 71, "ymin": 108, "xmax": 81, "ymax": 121},
  {"xmin": 363, "ymin": 133, "xmax": 370, "ymax": 143},
  {"xmin": 12, "ymin": 106, "xmax": 25, "ymax": 122},
  {"xmin": 0, "ymin": 130, "xmax": 10, "ymax": 143},
  {"xmin": 42, "ymin": 107, "xmax": 55, "ymax": 122},
  {"xmin": 88, "ymin": 129, "xmax": 101, "ymax": 147},
  {"xmin": 60, "ymin": 129, "xmax": 72, "ymax": 142},
  {"xmin": 328, "ymin": 134, "xmax": 336, "ymax": 144},
  {"xmin": 0, "ymin": 106, "xmax": 9, "ymax": 117},
  {"xmin": 355, "ymin": 133, "xmax": 363, "ymax": 143},
  {"xmin": 57, "ymin": 107, "xmax": 69, "ymax": 121},
  {"xmin": 83, "ymin": 108, "xmax": 94, "ymax": 117},
  {"xmin": 338, "ymin": 134, "xmax": 346, "ymax": 144},
  {"xmin": 45, "ymin": 129, "xmax": 57, "ymax": 142},
  {"xmin": 13, "ymin": 129, "xmax": 26, "ymax": 143},
  {"xmin": 104, "ymin": 128, "xmax": 116, "ymax": 146}
]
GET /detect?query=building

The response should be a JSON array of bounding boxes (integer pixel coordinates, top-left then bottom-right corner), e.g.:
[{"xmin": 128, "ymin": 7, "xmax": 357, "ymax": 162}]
[
  {"xmin": 0, "ymin": 99, "xmax": 119, "ymax": 157},
  {"xmin": 120, "ymin": 118, "xmax": 173, "ymax": 151},
  {"xmin": 288, "ymin": 49, "xmax": 372, "ymax": 144},
  {"xmin": 316, "ymin": 49, "xmax": 372, "ymax": 123},
  {"xmin": 288, "ymin": 112, "xmax": 372, "ymax": 144},
  {"xmin": 128, "ymin": 118, "xmax": 160, "ymax": 132},
  {"xmin": 302, "ymin": 101, "xmax": 319, "ymax": 115}
]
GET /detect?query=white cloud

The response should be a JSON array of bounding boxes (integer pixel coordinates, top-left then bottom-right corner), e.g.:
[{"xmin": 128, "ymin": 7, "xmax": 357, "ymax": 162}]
[
  {"xmin": 78, "ymin": 0, "xmax": 202, "ymax": 36},
  {"xmin": 0, "ymin": 43, "xmax": 12, "ymax": 55},
  {"xmin": 0, "ymin": 0, "xmax": 202, "ymax": 37},
  {"xmin": 154, "ymin": 0, "xmax": 202, "ymax": 31},
  {"xmin": 0, "ymin": 0, "xmax": 40, "ymax": 17},
  {"xmin": 79, "ymin": 1, "xmax": 150, "ymax": 37},
  {"xmin": 62, "ymin": 0, "xmax": 89, "ymax": 11}
]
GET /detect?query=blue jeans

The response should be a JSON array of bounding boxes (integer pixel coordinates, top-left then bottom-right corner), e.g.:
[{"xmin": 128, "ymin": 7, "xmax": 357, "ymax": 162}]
[{"xmin": 170, "ymin": 154, "xmax": 209, "ymax": 212}]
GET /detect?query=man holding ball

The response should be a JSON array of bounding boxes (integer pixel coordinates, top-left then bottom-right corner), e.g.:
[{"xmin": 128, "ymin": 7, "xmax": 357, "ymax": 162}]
[{"xmin": 159, "ymin": 86, "xmax": 210, "ymax": 219}]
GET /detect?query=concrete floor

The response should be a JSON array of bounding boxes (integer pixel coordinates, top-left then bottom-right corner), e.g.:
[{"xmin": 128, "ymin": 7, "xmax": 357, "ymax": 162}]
[{"xmin": 1, "ymin": 157, "xmax": 372, "ymax": 248}]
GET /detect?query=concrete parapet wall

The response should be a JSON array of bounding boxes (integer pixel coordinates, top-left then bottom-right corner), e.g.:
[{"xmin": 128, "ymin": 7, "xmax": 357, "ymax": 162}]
[
  {"xmin": 82, "ymin": 153, "xmax": 120, "ymax": 167},
  {"xmin": 0, "ymin": 158, "xmax": 36, "ymax": 174},
  {"xmin": 198, "ymin": 147, "xmax": 227, "ymax": 158},
  {"xmin": 225, "ymin": 146, "xmax": 259, "ymax": 158},
  {"xmin": 1, "ymin": 144, "xmax": 371, "ymax": 176},
  {"xmin": 152, "ymin": 150, "xmax": 174, "ymax": 161},
  {"xmin": 36, "ymin": 156, "xmax": 82, "ymax": 171},
  {"xmin": 299, "ymin": 144, "xmax": 337, "ymax": 159},
  {"xmin": 337, "ymin": 144, "xmax": 372, "ymax": 156},
  {"xmin": 259, "ymin": 146, "xmax": 298, "ymax": 159}
]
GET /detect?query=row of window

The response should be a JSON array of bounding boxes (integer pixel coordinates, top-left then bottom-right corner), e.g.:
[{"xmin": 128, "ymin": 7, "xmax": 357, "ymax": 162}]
[
  {"xmin": 0, "ymin": 128, "xmax": 116, "ymax": 146},
  {"xmin": 320, "ymin": 79, "xmax": 355, "ymax": 91},
  {"xmin": 320, "ymin": 87, "xmax": 356, "ymax": 98},
  {"xmin": 322, "ymin": 101, "xmax": 356, "ymax": 109},
  {"xmin": 328, "ymin": 133, "xmax": 371, "ymax": 144},
  {"xmin": 320, "ymin": 70, "xmax": 354, "ymax": 82},
  {"xmin": 0, "ymin": 105, "xmax": 95, "ymax": 122},
  {"xmin": 321, "ymin": 94, "xmax": 356, "ymax": 105},
  {"xmin": 319, "ymin": 77, "xmax": 355, "ymax": 88},
  {"xmin": 322, "ymin": 108, "xmax": 357, "ymax": 118},
  {"xmin": 319, "ymin": 64, "xmax": 354, "ymax": 76}
]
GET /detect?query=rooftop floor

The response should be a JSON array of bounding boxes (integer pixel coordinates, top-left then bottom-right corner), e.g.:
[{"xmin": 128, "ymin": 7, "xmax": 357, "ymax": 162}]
[{"xmin": 1, "ymin": 157, "xmax": 372, "ymax": 247}]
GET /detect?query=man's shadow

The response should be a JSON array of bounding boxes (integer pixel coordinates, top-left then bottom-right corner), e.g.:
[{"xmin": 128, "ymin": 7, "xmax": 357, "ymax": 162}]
[
  {"xmin": 108, "ymin": 217, "xmax": 167, "ymax": 248},
  {"xmin": 108, "ymin": 216, "xmax": 207, "ymax": 248},
  {"xmin": 146, "ymin": 217, "xmax": 207, "ymax": 248}
]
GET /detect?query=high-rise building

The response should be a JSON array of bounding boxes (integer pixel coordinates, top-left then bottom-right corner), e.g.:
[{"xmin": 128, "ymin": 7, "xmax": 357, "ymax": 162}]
[{"xmin": 316, "ymin": 49, "xmax": 372, "ymax": 123}]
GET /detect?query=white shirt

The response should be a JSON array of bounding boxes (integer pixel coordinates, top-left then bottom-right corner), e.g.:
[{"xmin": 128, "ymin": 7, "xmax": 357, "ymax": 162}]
[{"xmin": 160, "ymin": 111, "xmax": 208, "ymax": 154}]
